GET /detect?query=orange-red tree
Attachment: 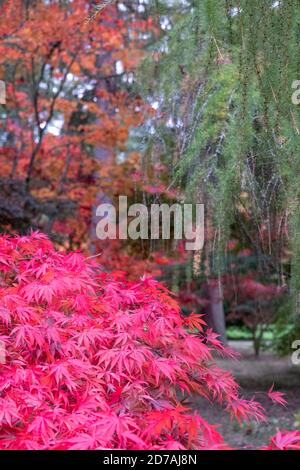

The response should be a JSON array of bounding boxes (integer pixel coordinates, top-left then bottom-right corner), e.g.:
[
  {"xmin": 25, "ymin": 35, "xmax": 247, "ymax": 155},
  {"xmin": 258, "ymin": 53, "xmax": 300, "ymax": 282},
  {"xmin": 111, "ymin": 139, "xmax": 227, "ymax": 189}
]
[{"xmin": 0, "ymin": 0, "xmax": 153, "ymax": 251}]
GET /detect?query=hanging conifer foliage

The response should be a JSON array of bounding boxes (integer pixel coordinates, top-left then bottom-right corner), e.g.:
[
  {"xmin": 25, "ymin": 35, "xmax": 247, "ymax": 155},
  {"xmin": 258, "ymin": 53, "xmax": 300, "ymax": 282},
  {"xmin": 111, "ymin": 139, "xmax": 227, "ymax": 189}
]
[{"xmin": 139, "ymin": 0, "xmax": 300, "ymax": 344}]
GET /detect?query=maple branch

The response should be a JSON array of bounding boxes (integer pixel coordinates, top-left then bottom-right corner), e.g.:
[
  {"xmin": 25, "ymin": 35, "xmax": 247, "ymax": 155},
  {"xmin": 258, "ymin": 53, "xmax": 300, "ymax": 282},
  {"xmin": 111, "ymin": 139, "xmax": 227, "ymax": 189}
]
[
  {"xmin": 8, "ymin": 65, "xmax": 25, "ymax": 179},
  {"xmin": 26, "ymin": 54, "xmax": 77, "ymax": 190},
  {"xmin": 56, "ymin": 145, "xmax": 72, "ymax": 195},
  {"xmin": 85, "ymin": 253, "xmax": 103, "ymax": 261},
  {"xmin": 86, "ymin": 0, "xmax": 117, "ymax": 22}
]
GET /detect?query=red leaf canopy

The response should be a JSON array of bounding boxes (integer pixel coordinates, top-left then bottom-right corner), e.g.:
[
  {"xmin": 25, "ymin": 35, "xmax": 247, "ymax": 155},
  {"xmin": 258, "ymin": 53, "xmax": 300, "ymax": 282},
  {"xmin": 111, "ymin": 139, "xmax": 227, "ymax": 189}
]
[{"xmin": 0, "ymin": 233, "xmax": 270, "ymax": 449}]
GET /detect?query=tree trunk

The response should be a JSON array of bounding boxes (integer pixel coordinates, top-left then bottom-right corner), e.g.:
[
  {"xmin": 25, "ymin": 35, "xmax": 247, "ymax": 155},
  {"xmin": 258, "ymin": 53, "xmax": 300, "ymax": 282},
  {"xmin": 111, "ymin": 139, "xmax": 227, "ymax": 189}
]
[{"xmin": 205, "ymin": 282, "xmax": 227, "ymax": 345}]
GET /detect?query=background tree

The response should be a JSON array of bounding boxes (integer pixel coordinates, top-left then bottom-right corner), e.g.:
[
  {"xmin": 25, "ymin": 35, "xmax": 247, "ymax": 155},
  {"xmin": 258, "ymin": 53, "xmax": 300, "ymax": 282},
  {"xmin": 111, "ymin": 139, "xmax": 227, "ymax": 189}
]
[
  {"xmin": 138, "ymin": 0, "xmax": 300, "ymax": 347},
  {"xmin": 0, "ymin": 0, "xmax": 153, "ymax": 252}
]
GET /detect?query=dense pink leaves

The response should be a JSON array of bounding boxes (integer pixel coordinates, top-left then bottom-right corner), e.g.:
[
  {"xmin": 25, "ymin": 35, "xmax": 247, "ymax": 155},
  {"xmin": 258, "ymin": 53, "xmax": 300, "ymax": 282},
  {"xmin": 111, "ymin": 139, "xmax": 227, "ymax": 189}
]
[{"xmin": 0, "ymin": 233, "xmax": 289, "ymax": 450}]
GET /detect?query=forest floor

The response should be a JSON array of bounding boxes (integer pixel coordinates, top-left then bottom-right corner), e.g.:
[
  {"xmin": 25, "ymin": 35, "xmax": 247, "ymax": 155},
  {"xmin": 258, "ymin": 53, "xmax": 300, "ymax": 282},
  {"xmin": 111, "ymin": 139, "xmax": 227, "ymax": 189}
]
[{"xmin": 192, "ymin": 341, "xmax": 300, "ymax": 449}]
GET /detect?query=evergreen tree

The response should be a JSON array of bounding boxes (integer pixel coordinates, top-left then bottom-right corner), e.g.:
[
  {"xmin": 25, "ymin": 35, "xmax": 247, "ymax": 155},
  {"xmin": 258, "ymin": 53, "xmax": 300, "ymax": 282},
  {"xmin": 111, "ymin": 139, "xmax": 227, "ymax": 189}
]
[{"xmin": 139, "ymin": 0, "xmax": 300, "ymax": 347}]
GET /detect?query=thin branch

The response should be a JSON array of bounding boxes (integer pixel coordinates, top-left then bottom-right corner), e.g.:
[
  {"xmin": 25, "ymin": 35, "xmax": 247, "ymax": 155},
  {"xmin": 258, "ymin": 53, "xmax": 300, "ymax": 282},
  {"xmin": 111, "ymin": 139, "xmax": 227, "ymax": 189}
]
[
  {"xmin": 26, "ymin": 54, "xmax": 77, "ymax": 189},
  {"xmin": 86, "ymin": 0, "xmax": 117, "ymax": 23}
]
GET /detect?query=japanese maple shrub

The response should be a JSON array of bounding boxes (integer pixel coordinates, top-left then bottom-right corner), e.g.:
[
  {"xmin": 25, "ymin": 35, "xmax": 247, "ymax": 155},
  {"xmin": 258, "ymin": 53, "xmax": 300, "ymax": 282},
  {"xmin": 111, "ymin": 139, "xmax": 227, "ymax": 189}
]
[{"xmin": 0, "ymin": 233, "xmax": 297, "ymax": 450}]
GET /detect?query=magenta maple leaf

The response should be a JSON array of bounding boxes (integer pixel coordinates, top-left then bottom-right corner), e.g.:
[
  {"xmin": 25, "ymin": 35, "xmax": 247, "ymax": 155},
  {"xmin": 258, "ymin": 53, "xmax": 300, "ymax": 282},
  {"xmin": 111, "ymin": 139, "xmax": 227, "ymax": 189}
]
[{"xmin": 267, "ymin": 384, "xmax": 287, "ymax": 407}]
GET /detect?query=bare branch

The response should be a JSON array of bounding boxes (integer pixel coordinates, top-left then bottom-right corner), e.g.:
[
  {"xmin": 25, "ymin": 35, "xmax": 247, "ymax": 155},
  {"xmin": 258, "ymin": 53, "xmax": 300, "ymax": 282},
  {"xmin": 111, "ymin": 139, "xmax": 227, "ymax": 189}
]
[{"xmin": 86, "ymin": 0, "xmax": 117, "ymax": 23}]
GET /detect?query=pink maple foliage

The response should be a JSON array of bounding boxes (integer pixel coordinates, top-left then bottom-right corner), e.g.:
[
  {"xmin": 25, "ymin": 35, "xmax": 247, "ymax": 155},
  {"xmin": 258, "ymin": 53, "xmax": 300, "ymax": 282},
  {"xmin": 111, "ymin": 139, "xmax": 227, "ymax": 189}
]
[
  {"xmin": 263, "ymin": 431, "xmax": 300, "ymax": 450},
  {"xmin": 0, "ymin": 233, "xmax": 295, "ymax": 450},
  {"xmin": 267, "ymin": 384, "xmax": 287, "ymax": 407}
]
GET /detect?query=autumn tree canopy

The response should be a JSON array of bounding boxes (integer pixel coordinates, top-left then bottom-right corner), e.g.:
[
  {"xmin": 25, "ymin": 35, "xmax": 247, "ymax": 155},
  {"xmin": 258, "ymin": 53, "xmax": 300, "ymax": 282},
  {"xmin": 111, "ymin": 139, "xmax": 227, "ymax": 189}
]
[{"xmin": 0, "ymin": 0, "xmax": 153, "ymax": 249}]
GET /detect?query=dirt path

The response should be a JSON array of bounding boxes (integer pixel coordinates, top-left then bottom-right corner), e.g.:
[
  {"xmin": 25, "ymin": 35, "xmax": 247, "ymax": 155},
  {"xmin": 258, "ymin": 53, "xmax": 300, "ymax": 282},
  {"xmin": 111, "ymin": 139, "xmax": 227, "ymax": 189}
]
[{"xmin": 192, "ymin": 341, "xmax": 300, "ymax": 449}]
